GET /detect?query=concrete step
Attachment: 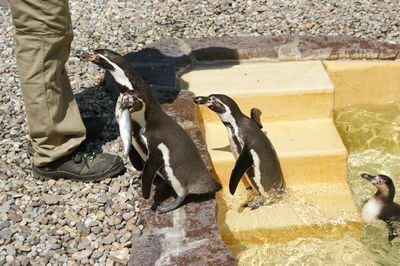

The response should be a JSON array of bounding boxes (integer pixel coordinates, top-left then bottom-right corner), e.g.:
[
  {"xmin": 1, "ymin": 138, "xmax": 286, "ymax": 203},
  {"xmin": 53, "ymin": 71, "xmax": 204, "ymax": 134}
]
[
  {"xmin": 217, "ymin": 183, "xmax": 362, "ymax": 245},
  {"xmin": 202, "ymin": 119, "xmax": 347, "ymax": 188},
  {"xmin": 180, "ymin": 61, "xmax": 334, "ymax": 122}
]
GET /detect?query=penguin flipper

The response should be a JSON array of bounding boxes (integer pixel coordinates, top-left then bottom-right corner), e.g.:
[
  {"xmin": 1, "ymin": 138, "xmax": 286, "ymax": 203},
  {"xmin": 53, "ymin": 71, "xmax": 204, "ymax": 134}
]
[
  {"xmin": 128, "ymin": 145, "xmax": 144, "ymax": 171},
  {"xmin": 142, "ymin": 149, "xmax": 162, "ymax": 200},
  {"xmin": 229, "ymin": 146, "xmax": 253, "ymax": 195},
  {"xmin": 250, "ymin": 108, "xmax": 263, "ymax": 129}
]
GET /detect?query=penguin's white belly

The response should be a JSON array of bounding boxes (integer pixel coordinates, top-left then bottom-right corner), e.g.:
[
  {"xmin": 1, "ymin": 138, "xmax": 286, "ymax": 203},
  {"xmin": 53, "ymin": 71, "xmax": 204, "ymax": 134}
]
[
  {"xmin": 362, "ymin": 198, "xmax": 381, "ymax": 223},
  {"xmin": 227, "ymin": 128, "xmax": 242, "ymax": 159}
]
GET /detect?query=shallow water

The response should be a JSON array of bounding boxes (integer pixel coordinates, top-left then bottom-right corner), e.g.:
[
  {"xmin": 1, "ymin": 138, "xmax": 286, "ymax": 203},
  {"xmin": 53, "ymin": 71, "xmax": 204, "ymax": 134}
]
[
  {"xmin": 226, "ymin": 103, "xmax": 400, "ymax": 265},
  {"xmin": 335, "ymin": 102, "xmax": 400, "ymax": 265}
]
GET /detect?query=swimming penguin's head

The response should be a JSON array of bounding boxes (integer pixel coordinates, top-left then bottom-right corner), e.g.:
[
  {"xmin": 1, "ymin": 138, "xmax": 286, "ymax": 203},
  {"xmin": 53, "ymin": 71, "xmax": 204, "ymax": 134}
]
[
  {"xmin": 361, "ymin": 173, "xmax": 395, "ymax": 199},
  {"xmin": 120, "ymin": 90, "xmax": 144, "ymax": 113},
  {"xmin": 85, "ymin": 49, "xmax": 125, "ymax": 71},
  {"xmin": 193, "ymin": 94, "xmax": 239, "ymax": 114}
]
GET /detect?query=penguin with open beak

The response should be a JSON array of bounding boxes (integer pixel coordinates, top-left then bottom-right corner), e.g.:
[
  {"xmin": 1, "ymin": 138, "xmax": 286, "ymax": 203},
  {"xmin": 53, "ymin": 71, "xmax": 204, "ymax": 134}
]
[{"xmin": 194, "ymin": 94, "xmax": 285, "ymax": 209}]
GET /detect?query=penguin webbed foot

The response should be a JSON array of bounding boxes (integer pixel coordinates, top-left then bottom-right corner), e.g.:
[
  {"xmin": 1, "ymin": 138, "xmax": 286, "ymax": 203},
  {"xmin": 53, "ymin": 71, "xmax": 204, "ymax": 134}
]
[
  {"xmin": 243, "ymin": 195, "xmax": 267, "ymax": 210},
  {"xmin": 155, "ymin": 196, "xmax": 185, "ymax": 214},
  {"xmin": 386, "ymin": 221, "xmax": 400, "ymax": 242},
  {"xmin": 243, "ymin": 193, "xmax": 283, "ymax": 210}
]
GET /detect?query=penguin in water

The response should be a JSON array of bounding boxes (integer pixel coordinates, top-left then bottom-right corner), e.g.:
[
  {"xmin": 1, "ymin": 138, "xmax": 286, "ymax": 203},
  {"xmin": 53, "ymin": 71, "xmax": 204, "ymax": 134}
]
[
  {"xmin": 86, "ymin": 49, "xmax": 221, "ymax": 213},
  {"xmin": 119, "ymin": 90, "xmax": 221, "ymax": 213},
  {"xmin": 361, "ymin": 173, "xmax": 400, "ymax": 241},
  {"xmin": 194, "ymin": 94, "xmax": 285, "ymax": 209}
]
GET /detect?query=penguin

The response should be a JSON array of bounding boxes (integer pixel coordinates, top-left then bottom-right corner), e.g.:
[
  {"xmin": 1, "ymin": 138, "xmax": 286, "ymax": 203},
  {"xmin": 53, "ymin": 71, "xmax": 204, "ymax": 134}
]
[
  {"xmin": 193, "ymin": 94, "xmax": 285, "ymax": 209},
  {"xmin": 119, "ymin": 90, "xmax": 221, "ymax": 213},
  {"xmin": 361, "ymin": 173, "xmax": 400, "ymax": 241},
  {"xmin": 84, "ymin": 49, "xmax": 157, "ymax": 171},
  {"xmin": 86, "ymin": 49, "xmax": 221, "ymax": 213}
]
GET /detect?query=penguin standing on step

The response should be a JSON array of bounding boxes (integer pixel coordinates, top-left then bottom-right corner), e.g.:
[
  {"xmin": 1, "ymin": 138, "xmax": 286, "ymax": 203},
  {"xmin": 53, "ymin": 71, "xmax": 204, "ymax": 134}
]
[
  {"xmin": 194, "ymin": 94, "xmax": 285, "ymax": 209},
  {"xmin": 86, "ymin": 49, "xmax": 221, "ymax": 213},
  {"xmin": 361, "ymin": 173, "xmax": 400, "ymax": 241},
  {"xmin": 119, "ymin": 90, "xmax": 221, "ymax": 213}
]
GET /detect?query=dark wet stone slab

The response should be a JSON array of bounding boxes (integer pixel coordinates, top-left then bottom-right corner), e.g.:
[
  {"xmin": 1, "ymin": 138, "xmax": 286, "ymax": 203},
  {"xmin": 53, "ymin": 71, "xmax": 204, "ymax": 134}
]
[
  {"xmin": 297, "ymin": 35, "xmax": 400, "ymax": 60},
  {"xmin": 184, "ymin": 35, "xmax": 399, "ymax": 61},
  {"xmin": 128, "ymin": 89, "xmax": 236, "ymax": 266},
  {"xmin": 185, "ymin": 35, "xmax": 288, "ymax": 61}
]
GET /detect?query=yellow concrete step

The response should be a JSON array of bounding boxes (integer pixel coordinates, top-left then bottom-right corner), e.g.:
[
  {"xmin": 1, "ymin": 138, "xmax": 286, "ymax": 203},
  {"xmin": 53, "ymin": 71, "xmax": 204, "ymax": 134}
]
[
  {"xmin": 217, "ymin": 183, "xmax": 362, "ymax": 245},
  {"xmin": 324, "ymin": 61, "xmax": 400, "ymax": 109},
  {"xmin": 180, "ymin": 61, "xmax": 334, "ymax": 122},
  {"xmin": 202, "ymin": 119, "xmax": 347, "ymax": 188}
]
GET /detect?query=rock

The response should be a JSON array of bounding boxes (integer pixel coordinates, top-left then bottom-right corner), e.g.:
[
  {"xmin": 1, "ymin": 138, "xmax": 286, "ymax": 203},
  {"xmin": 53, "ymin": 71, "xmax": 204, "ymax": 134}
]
[
  {"xmin": 18, "ymin": 256, "xmax": 30, "ymax": 266},
  {"xmin": 84, "ymin": 213, "xmax": 97, "ymax": 227},
  {"xmin": 19, "ymin": 246, "xmax": 31, "ymax": 252},
  {"xmin": 91, "ymin": 226, "xmax": 103, "ymax": 234},
  {"xmin": 0, "ymin": 220, "xmax": 10, "ymax": 230},
  {"xmin": 91, "ymin": 252, "xmax": 103, "ymax": 259},
  {"xmin": 122, "ymin": 212, "xmax": 134, "ymax": 221},
  {"xmin": 0, "ymin": 201, "xmax": 11, "ymax": 213},
  {"xmin": 43, "ymin": 194, "xmax": 60, "ymax": 205},
  {"xmin": 105, "ymin": 207, "xmax": 113, "ymax": 216},
  {"xmin": 5, "ymin": 255, "xmax": 14, "ymax": 263},
  {"xmin": 0, "ymin": 229, "xmax": 13, "ymax": 240},
  {"xmin": 6, "ymin": 244, "xmax": 16, "ymax": 256},
  {"xmin": 95, "ymin": 210, "xmax": 106, "ymax": 220},
  {"xmin": 109, "ymin": 247, "xmax": 130, "ymax": 264},
  {"xmin": 120, "ymin": 232, "xmax": 131, "ymax": 243},
  {"xmin": 110, "ymin": 181, "xmax": 121, "ymax": 194},
  {"xmin": 72, "ymin": 249, "xmax": 93, "ymax": 260},
  {"xmin": 101, "ymin": 234, "xmax": 116, "ymax": 245},
  {"xmin": 8, "ymin": 213, "xmax": 22, "ymax": 222},
  {"xmin": 77, "ymin": 238, "xmax": 91, "ymax": 251}
]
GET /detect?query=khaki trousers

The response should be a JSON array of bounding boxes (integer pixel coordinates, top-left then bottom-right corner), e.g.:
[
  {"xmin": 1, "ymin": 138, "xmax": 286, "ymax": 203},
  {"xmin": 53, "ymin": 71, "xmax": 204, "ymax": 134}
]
[{"xmin": 9, "ymin": 0, "xmax": 86, "ymax": 166}]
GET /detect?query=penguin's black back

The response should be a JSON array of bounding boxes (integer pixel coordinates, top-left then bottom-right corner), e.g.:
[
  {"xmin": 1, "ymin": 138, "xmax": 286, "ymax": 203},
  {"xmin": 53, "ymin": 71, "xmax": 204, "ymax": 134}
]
[{"xmin": 145, "ymin": 106, "xmax": 221, "ymax": 195}]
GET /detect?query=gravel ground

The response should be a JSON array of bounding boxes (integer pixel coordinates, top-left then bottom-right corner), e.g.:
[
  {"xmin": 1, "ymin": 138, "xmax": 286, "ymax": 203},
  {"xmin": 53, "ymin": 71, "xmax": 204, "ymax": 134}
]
[{"xmin": 0, "ymin": 0, "xmax": 399, "ymax": 265}]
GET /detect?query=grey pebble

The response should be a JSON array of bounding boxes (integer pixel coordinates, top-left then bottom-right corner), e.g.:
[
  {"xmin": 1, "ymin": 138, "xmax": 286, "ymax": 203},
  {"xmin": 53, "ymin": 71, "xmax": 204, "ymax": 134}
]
[
  {"xmin": 77, "ymin": 238, "xmax": 91, "ymax": 250},
  {"xmin": 0, "ymin": 229, "xmax": 14, "ymax": 240},
  {"xmin": 43, "ymin": 194, "xmax": 60, "ymax": 205},
  {"xmin": 102, "ymin": 234, "xmax": 116, "ymax": 245},
  {"xmin": 0, "ymin": 221, "xmax": 10, "ymax": 230}
]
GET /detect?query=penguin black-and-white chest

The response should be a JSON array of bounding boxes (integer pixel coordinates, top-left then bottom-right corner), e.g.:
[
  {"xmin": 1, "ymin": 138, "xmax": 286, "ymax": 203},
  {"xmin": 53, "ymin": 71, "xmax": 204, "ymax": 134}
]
[
  {"xmin": 219, "ymin": 106, "xmax": 244, "ymax": 156},
  {"xmin": 131, "ymin": 105, "xmax": 148, "ymax": 149},
  {"xmin": 223, "ymin": 122, "xmax": 243, "ymax": 158}
]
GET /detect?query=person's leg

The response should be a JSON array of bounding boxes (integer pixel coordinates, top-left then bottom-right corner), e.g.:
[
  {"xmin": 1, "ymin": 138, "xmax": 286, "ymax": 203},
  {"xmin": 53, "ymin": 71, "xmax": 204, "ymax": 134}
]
[
  {"xmin": 9, "ymin": 0, "xmax": 124, "ymax": 180},
  {"xmin": 9, "ymin": 0, "xmax": 85, "ymax": 166}
]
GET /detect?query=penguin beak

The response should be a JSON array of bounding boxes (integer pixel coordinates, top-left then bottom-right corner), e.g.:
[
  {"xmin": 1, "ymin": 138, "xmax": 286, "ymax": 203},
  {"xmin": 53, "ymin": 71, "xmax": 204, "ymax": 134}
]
[
  {"xmin": 86, "ymin": 52, "xmax": 101, "ymax": 63},
  {"xmin": 193, "ymin": 96, "xmax": 209, "ymax": 105},
  {"xmin": 361, "ymin": 173, "xmax": 376, "ymax": 181},
  {"xmin": 76, "ymin": 49, "xmax": 102, "ymax": 63}
]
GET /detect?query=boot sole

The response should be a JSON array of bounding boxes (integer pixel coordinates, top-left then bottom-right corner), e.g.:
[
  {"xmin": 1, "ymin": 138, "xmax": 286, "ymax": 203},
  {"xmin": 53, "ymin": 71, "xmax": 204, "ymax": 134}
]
[{"xmin": 32, "ymin": 161, "xmax": 125, "ymax": 182}]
